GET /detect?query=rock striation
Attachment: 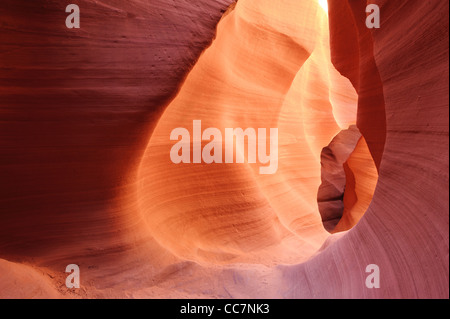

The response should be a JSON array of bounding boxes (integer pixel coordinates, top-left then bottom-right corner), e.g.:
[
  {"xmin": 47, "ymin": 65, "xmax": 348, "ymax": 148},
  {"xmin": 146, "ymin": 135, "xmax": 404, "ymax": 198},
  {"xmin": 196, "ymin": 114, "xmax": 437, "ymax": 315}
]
[{"xmin": 0, "ymin": 0, "xmax": 448, "ymax": 299}]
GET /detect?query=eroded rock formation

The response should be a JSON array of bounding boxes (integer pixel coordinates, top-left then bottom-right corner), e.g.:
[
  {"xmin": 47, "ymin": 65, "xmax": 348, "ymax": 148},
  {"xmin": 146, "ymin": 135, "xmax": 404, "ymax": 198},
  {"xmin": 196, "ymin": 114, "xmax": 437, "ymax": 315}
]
[
  {"xmin": 0, "ymin": 0, "xmax": 448, "ymax": 299},
  {"xmin": 318, "ymin": 125, "xmax": 362, "ymax": 232},
  {"xmin": 137, "ymin": 0, "xmax": 358, "ymax": 265}
]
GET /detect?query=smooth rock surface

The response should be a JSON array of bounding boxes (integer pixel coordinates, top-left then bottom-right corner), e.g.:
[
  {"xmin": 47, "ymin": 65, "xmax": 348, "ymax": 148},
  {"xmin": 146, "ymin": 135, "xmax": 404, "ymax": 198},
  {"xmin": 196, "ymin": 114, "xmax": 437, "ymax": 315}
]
[{"xmin": 0, "ymin": 0, "xmax": 448, "ymax": 299}]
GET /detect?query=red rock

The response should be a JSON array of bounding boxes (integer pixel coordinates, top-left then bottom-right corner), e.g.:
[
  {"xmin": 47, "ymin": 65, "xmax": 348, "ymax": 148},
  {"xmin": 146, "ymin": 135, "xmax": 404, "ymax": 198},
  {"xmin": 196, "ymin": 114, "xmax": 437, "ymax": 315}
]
[
  {"xmin": 0, "ymin": 0, "xmax": 448, "ymax": 299},
  {"xmin": 0, "ymin": 0, "xmax": 233, "ymax": 254},
  {"xmin": 317, "ymin": 125, "xmax": 363, "ymax": 232},
  {"xmin": 281, "ymin": 0, "xmax": 449, "ymax": 298}
]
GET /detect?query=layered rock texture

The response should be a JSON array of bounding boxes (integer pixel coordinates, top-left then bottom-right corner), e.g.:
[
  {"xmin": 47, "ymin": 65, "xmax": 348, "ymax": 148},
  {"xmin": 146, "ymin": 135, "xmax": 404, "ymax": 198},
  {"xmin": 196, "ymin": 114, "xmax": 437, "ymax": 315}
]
[{"xmin": 0, "ymin": 0, "xmax": 448, "ymax": 299}]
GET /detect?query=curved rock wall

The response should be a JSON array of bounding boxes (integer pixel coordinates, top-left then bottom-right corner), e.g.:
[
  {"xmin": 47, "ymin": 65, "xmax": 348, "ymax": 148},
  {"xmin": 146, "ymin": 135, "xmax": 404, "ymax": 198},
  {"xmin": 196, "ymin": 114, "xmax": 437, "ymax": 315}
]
[
  {"xmin": 0, "ymin": 0, "xmax": 448, "ymax": 299},
  {"xmin": 279, "ymin": 0, "xmax": 449, "ymax": 298}
]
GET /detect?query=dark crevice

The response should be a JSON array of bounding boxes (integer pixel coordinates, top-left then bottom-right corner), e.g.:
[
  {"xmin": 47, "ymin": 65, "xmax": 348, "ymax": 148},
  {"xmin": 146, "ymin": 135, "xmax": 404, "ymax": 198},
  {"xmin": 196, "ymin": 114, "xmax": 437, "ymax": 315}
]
[{"xmin": 317, "ymin": 125, "xmax": 361, "ymax": 232}]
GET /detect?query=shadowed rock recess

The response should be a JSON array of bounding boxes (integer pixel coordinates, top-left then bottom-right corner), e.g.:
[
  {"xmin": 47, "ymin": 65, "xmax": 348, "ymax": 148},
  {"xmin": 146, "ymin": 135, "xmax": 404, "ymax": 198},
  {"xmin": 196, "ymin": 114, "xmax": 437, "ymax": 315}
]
[{"xmin": 0, "ymin": 0, "xmax": 448, "ymax": 298}]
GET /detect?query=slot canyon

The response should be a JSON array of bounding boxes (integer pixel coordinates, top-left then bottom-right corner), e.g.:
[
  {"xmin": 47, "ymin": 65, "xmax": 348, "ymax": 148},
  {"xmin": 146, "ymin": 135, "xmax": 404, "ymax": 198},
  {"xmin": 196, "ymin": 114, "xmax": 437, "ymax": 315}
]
[{"xmin": 0, "ymin": 0, "xmax": 448, "ymax": 298}]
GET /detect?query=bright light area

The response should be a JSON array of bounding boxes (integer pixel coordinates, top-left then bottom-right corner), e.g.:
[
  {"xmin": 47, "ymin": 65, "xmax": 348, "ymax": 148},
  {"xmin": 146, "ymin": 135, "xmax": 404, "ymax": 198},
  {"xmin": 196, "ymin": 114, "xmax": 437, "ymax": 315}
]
[{"xmin": 318, "ymin": 0, "xmax": 328, "ymax": 12}]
